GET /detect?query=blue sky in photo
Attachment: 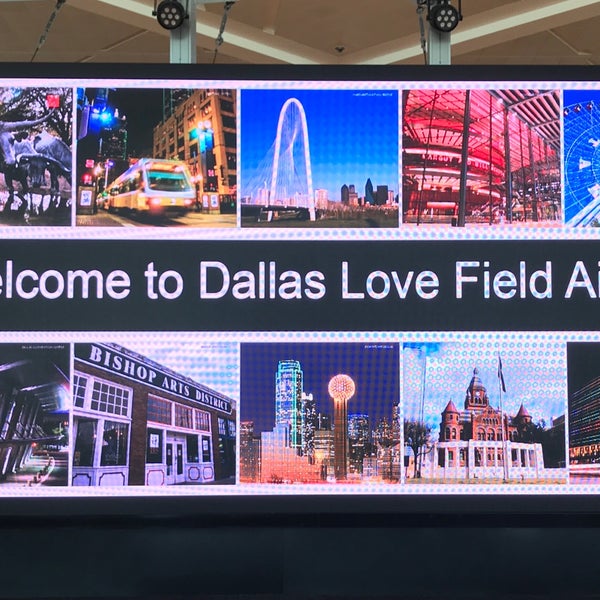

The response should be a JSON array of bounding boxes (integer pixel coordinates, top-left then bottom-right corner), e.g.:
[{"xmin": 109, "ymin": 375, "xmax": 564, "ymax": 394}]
[
  {"xmin": 403, "ymin": 340, "xmax": 566, "ymax": 437},
  {"xmin": 240, "ymin": 88, "xmax": 399, "ymax": 201}
]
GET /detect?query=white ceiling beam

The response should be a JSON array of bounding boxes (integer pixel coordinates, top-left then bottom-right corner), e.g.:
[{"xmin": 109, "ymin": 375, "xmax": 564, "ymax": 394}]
[
  {"xmin": 69, "ymin": 0, "xmax": 333, "ymax": 64},
  {"xmin": 343, "ymin": 0, "xmax": 600, "ymax": 64}
]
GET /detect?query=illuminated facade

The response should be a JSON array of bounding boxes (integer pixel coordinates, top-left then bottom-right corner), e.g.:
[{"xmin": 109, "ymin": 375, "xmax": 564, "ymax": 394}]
[
  {"xmin": 259, "ymin": 423, "xmax": 320, "ymax": 483},
  {"xmin": 569, "ymin": 376, "xmax": 600, "ymax": 463},
  {"xmin": 301, "ymin": 392, "xmax": 316, "ymax": 462},
  {"xmin": 153, "ymin": 89, "xmax": 237, "ymax": 210},
  {"xmin": 275, "ymin": 360, "xmax": 303, "ymax": 451},
  {"xmin": 348, "ymin": 413, "xmax": 369, "ymax": 474},
  {"xmin": 240, "ymin": 420, "xmax": 260, "ymax": 482}
]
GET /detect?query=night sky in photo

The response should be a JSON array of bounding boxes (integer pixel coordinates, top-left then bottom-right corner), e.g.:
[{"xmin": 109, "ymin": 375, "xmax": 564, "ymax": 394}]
[{"xmin": 77, "ymin": 87, "xmax": 165, "ymax": 160}]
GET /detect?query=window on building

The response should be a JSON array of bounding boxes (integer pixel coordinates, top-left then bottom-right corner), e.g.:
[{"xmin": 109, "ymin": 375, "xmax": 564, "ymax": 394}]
[
  {"xmin": 146, "ymin": 428, "xmax": 163, "ymax": 464},
  {"xmin": 221, "ymin": 115, "xmax": 236, "ymax": 129},
  {"xmin": 73, "ymin": 418, "xmax": 96, "ymax": 467},
  {"xmin": 186, "ymin": 435, "xmax": 199, "ymax": 463},
  {"xmin": 100, "ymin": 420, "xmax": 129, "ymax": 466},
  {"xmin": 148, "ymin": 396, "xmax": 171, "ymax": 425},
  {"xmin": 175, "ymin": 404, "xmax": 193, "ymax": 429},
  {"xmin": 89, "ymin": 380, "xmax": 131, "ymax": 417},
  {"xmin": 195, "ymin": 409, "xmax": 210, "ymax": 432},
  {"xmin": 223, "ymin": 131, "xmax": 236, "ymax": 149},
  {"xmin": 220, "ymin": 99, "xmax": 234, "ymax": 114},
  {"xmin": 73, "ymin": 374, "xmax": 88, "ymax": 408},
  {"xmin": 201, "ymin": 435, "xmax": 212, "ymax": 462}
]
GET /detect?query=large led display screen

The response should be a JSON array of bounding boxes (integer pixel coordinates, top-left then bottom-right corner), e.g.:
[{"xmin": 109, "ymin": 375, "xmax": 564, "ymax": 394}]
[{"xmin": 1, "ymin": 64, "xmax": 600, "ymax": 512}]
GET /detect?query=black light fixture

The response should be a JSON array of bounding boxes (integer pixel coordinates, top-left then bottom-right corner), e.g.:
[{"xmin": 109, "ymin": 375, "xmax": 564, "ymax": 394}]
[
  {"xmin": 154, "ymin": 0, "xmax": 188, "ymax": 30},
  {"xmin": 427, "ymin": 0, "xmax": 462, "ymax": 33}
]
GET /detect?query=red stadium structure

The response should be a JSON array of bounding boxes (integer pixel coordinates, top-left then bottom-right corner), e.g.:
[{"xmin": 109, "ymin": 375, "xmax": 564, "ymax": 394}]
[{"xmin": 402, "ymin": 88, "xmax": 561, "ymax": 226}]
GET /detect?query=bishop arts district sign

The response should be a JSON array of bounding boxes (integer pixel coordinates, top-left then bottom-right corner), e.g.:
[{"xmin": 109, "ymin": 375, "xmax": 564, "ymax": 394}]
[{"xmin": 75, "ymin": 343, "xmax": 232, "ymax": 415}]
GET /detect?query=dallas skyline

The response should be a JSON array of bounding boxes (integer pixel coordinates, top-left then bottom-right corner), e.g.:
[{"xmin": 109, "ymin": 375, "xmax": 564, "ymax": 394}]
[
  {"xmin": 240, "ymin": 342, "xmax": 399, "ymax": 433},
  {"xmin": 240, "ymin": 89, "xmax": 399, "ymax": 203}
]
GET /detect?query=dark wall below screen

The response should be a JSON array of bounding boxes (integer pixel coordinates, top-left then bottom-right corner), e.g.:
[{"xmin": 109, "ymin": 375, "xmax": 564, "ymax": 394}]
[{"xmin": 0, "ymin": 520, "xmax": 598, "ymax": 599}]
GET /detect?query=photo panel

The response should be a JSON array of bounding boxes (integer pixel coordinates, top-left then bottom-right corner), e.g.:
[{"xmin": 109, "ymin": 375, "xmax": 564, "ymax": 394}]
[
  {"xmin": 75, "ymin": 87, "xmax": 237, "ymax": 228},
  {"xmin": 72, "ymin": 340, "xmax": 238, "ymax": 487},
  {"xmin": 240, "ymin": 341, "xmax": 400, "ymax": 485},
  {"xmin": 402, "ymin": 88, "xmax": 561, "ymax": 227},
  {"xmin": 568, "ymin": 342, "xmax": 600, "ymax": 484},
  {"xmin": 0, "ymin": 86, "xmax": 72, "ymax": 226},
  {"xmin": 240, "ymin": 88, "xmax": 399, "ymax": 228},
  {"xmin": 563, "ymin": 90, "xmax": 600, "ymax": 227},
  {"xmin": 0, "ymin": 343, "xmax": 70, "ymax": 488},
  {"xmin": 402, "ymin": 338, "xmax": 567, "ymax": 485}
]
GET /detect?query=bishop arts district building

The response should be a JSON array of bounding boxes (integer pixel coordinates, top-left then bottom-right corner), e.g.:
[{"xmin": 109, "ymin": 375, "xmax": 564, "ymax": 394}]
[{"xmin": 72, "ymin": 343, "xmax": 236, "ymax": 487}]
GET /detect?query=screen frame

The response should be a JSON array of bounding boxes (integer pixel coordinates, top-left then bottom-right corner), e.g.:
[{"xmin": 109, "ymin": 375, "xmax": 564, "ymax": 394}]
[{"xmin": 0, "ymin": 61, "xmax": 598, "ymax": 519}]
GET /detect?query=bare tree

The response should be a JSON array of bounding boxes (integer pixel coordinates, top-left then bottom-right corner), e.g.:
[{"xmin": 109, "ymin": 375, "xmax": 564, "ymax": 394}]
[{"xmin": 404, "ymin": 419, "xmax": 432, "ymax": 479}]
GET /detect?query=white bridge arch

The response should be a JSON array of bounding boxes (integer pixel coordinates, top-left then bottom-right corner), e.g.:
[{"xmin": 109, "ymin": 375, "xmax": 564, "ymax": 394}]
[{"xmin": 269, "ymin": 97, "xmax": 315, "ymax": 221}]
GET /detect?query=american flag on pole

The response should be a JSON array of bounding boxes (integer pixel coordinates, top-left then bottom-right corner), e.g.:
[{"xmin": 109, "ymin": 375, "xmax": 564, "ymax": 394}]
[{"xmin": 498, "ymin": 355, "xmax": 506, "ymax": 393}]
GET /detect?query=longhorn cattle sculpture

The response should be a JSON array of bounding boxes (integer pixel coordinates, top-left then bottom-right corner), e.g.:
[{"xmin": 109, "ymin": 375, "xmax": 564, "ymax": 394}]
[
  {"xmin": 17, "ymin": 130, "xmax": 72, "ymax": 214},
  {"xmin": 0, "ymin": 112, "xmax": 54, "ymax": 217}
]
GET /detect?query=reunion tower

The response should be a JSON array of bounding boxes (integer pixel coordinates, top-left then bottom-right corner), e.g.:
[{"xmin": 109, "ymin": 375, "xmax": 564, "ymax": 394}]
[{"xmin": 328, "ymin": 374, "xmax": 355, "ymax": 481}]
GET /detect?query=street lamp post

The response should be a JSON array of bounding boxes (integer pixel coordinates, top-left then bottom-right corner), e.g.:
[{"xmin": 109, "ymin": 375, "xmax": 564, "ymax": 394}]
[{"xmin": 104, "ymin": 160, "xmax": 113, "ymax": 190}]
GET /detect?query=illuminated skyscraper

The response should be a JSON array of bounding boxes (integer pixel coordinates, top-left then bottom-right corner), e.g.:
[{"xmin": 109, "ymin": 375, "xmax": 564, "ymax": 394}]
[
  {"xmin": 275, "ymin": 360, "xmax": 303, "ymax": 450},
  {"xmin": 570, "ymin": 376, "xmax": 600, "ymax": 463},
  {"xmin": 348, "ymin": 413, "xmax": 369, "ymax": 474},
  {"xmin": 301, "ymin": 392, "xmax": 316, "ymax": 462},
  {"xmin": 240, "ymin": 420, "xmax": 261, "ymax": 482}
]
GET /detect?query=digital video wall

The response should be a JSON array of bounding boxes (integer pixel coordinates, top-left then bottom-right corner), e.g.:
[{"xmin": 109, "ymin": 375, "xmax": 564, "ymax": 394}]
[{"xmin": 1, "ymin": 66, "xmax": 600, "ymax": 505}]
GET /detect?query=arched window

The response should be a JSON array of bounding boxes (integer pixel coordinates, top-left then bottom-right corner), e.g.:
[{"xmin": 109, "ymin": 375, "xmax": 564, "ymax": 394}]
[{"xmin": 445, "ymin": 426, "xmax": 451, "ymax": 441}]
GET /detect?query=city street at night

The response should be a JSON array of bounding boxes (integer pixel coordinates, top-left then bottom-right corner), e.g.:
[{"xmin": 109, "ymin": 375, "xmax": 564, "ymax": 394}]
[{"xmin": 76, "ymin": 208, "xmax": 236, "ymax": 228}]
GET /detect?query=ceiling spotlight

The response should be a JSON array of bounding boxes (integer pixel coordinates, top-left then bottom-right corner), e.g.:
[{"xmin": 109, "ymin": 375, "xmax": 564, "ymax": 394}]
[
  {"xmin": 428, "ymin": 0, "xmax": 462, "ymax": 33},
  {"xmin": 154, "ymin": 0, "xmax": 188, "ymax": 30}
]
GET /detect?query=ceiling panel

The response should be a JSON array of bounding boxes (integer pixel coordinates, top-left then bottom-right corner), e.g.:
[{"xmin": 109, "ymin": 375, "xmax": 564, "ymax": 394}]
[{"xmin": 0, "ymin": 0, "xmax": 599, "ymax": 65}]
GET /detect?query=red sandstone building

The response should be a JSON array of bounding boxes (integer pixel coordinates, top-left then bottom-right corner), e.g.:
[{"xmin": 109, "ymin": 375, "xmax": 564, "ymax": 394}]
[{"xmin": 420, "ymin": 368, "xmax": 548, "ymax": 481}]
